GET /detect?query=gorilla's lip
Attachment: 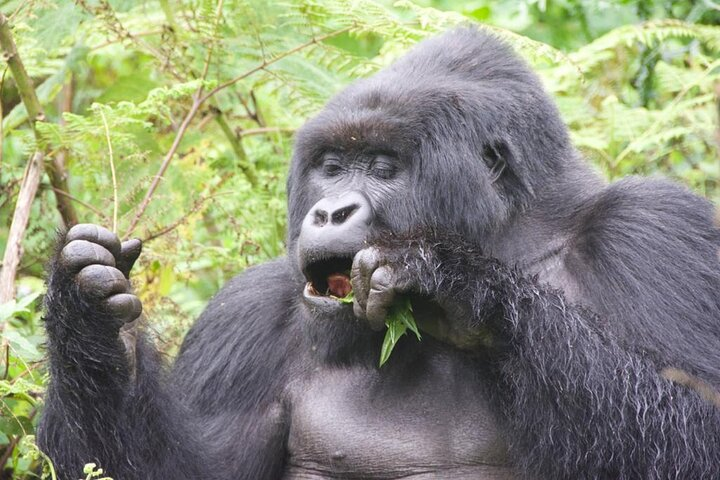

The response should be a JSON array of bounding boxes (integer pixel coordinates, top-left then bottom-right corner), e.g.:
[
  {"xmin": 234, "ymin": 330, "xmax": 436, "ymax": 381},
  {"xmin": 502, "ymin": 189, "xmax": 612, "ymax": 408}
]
[
  {"xmin": 302, "ymin": 255, "xmax": 355, "ymax": 300},
  {"xmin": 303, "ymin": 283, "xmax": 351, "ymax": 309}
]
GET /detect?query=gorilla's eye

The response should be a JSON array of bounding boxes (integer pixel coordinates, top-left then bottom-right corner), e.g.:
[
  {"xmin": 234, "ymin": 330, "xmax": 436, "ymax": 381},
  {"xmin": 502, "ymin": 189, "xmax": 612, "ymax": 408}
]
[
  {"xmin": 321, "ymin": 154, "xmax": 343, "ymax": 177},
  {"xmin": 371, "ymin": 155, "xmax": 397, "ymax": 179}
]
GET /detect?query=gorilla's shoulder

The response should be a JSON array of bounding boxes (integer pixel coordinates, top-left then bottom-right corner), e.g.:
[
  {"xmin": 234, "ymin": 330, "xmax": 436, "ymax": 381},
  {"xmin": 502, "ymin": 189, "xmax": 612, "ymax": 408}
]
[
  {"xmin": 185, "ymin": 257, "xmax": 300, "ymax": 340},
  {"xmin": 172, "ymin": 257, "xmax": 304, "ymax": 403},
  {"xmin": 205, "ymin": 257, "xmax": 298, "ymax": 315},
  {"xmin": 570, "ymin": 176, "xmax": 720, "ymax": 311},
  {"xmin": 581, "ymin": 176, "xmax": 717, "ymax": 245}
]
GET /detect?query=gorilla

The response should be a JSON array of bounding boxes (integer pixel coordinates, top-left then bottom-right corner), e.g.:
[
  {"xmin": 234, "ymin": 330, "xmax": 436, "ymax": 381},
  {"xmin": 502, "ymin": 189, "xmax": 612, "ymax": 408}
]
[{"xmin": 38, "ymin": 28, "xmax": 720, "ymax": 479}]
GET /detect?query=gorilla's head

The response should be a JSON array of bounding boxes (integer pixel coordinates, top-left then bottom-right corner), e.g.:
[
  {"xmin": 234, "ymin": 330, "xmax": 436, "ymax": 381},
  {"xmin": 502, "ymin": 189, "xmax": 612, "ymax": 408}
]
[{"xmin": 286, "ymin": 27, "xmax": 582, "ymax": 351}]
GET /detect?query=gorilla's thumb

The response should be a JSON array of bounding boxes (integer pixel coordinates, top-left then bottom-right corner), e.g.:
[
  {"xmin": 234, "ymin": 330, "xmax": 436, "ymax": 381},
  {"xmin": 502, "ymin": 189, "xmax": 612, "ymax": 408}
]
[{"xmin": 117, "ymin": 239, "xmax": 142, "ymax": 278}]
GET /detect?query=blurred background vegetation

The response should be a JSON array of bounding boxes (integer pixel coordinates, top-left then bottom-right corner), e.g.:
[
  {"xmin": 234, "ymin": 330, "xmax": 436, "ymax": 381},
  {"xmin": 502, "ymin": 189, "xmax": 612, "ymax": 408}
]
[{"xmin": 0, "ymin": 0, "xmax": 718, "ymax": 477}]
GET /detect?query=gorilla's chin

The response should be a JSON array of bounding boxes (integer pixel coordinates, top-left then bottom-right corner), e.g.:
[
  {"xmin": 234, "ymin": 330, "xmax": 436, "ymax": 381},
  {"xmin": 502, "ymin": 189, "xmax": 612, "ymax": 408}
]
[{"xmin": 301, "ymin": 296, "xmax": 380, "ymax": 366}]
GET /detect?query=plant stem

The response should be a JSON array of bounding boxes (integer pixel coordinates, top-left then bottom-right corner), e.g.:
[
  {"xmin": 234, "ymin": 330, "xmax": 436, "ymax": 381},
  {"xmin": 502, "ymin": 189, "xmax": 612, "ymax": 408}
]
[
  {"xmin": 0, "ymin": 152, "xmax": 43, "ymax": 303},
  {"xmin": 99, "ymin": 109, "xmax": 118, "ymax": 233},
  {"xmin": 0, "ymin": 16, "xmax": 79, "ymax": 221},
  {"xmin": 214, "ymin": 111, "xmax": 258, "ymax": 186},
  {"xmin": 0, "ymin": 13, "xmax": 77, "ymax": 301},
  {"xmin": 123, "ymin": 24, "xmax": 353, "ymax": 238}
]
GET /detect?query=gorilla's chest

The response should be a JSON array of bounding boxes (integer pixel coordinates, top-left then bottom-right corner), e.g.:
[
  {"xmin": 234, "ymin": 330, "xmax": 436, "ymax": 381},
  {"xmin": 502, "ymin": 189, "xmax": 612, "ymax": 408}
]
[{"xmin": 284, "ymin": 351, "xmax": 517, "ymax": 479}]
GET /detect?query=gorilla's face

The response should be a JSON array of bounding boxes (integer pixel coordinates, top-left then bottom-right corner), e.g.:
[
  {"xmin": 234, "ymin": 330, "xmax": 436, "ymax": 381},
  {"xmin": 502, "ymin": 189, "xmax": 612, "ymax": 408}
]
[
  {"xmin": 286, "ymin": 30, "xmax": 573, "ymax": 357},
  {"xmin": 289, "ymin": 86, "xmax": 501, "ymax": 330},
  {"xmin": 295, "ymin": 147, "xmax": 412, "ymax": 316}
]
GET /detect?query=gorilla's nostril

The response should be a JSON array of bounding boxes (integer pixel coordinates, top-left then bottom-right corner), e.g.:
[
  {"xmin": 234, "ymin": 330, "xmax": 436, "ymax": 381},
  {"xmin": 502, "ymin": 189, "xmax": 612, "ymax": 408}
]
[
  {"xmin": 332, "ymin": 204, "xmax": 359, "ymax": 225},
  {"xmin": 313, "ymin": 209, "xmax": 329, "ymax": 226}
]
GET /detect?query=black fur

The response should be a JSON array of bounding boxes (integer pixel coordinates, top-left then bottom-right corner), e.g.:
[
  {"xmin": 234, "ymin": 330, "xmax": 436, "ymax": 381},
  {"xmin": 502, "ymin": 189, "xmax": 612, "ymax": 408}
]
[{"xmin": 39, "ymin": 27, "xmax": 720, "ymax": 479}]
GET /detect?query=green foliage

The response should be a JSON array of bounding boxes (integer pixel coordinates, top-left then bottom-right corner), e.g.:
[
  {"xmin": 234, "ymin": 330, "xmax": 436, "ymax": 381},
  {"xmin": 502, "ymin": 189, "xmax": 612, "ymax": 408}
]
[
  {"xmin": 338, "ymin": 291, "xmax": 421, "ymax": 366},
  {"xmin": 83, "ymin": 463, "xmax": 112, "ymax": 480},
  {"xmin": 0, "ymin": 0, "xmax": 717, "ymax": 477},
  {"xmin": 379, "ymin": 299, "xmax": 420, "ymax": 367}
]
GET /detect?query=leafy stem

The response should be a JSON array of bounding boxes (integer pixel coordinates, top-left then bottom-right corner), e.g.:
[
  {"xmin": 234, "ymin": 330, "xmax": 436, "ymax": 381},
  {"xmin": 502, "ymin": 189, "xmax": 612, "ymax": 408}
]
[{"xmin": 123, "ymin": 23, "xmax": 354, "ymax": 239}]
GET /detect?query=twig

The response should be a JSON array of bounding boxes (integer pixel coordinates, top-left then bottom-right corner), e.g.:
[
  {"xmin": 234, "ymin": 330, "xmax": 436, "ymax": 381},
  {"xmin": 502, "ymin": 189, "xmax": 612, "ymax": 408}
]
[
  {"xmin": 0, "ymin": 66, "xmax": 7, "ymax": 168},
  {"xmin": 142, "ymin": 194, "xmax": 213, "ymax": 243},
  {"xmin": 142, "ymin": 175, "xmax": 233, "ymax": 243},
  {"xmin": 0, "ymin": 408, "xmax": 37, "ymax": 469},
  {"xmin": 198, "ymin": 26, "xmax": 353, "ymax": 105},
  {"xmin": 51, "ymin": 188, "xmax": 106, "ymax": 217},
  {"xmin": 123, "ymin": 0, "xmax": 224, "ymax": 239},
  {"xmin": 240, "ymin": 126, "xmax": 295, "ymax": 137},
  {"xmin": 90, "ymin": 29, "xmax": 164, "ymax": 51},
  {"xmin": 123, "ymin": 99, "xmax": 202, "ymax": 238},
  {"xmin": 0, "ymin": 152, "xmax": 43, "ymax": 303},
  {"xmin": 0, "ymin": 13, "xmax": 79, "ymax": 302},
  {"xmin": 99, "ymin": 108, "xmax": 118, "ymax": 233},
  {"xmin": 0, "ymin": 435, "xmax": 18, "ymax": 471},
  {"xmin": 213, "ymin": 110, "xmax": 257, "ymax": 186},
  {"xmin": 123, "ymin": 23, "xmax": 353, "ymax": 239}
]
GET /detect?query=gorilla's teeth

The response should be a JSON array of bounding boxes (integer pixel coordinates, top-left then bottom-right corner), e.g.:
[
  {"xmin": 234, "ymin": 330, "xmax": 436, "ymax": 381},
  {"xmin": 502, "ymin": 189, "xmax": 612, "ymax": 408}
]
[{"xmin": 307, "ymin": 282, "xmax": 321, "ymax": 296}]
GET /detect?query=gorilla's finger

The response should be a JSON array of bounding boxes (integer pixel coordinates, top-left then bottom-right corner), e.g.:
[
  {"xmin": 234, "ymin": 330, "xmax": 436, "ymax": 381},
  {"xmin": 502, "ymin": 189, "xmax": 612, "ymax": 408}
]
[
  {"xmin": 117, "ymin": 239, "xmax": 142, "ymax": 278},
  {"xmin": 104, "ymin": 293, "xmax": 142, "ymax": 322},
  {"xmin": 351, "ymin": 247, "xmax": 381, "ymax": 314},
  {"xmin": 76, "ymin": 265, "xmax": 129, "ymax": 299},
  {"xmin": 65, "ymin": 224, "xmax": 121, "ymax": 259},
  {"xmin": 365, "ymin": 266, "xmax": 397, "ymax": 330},
  {"xmin": 60, "ymin": 240, "xmax": 116, "ymax": 273},
  {"xmin": 353, "ymin": 301, "xmax": 366, "ymax": 321}
]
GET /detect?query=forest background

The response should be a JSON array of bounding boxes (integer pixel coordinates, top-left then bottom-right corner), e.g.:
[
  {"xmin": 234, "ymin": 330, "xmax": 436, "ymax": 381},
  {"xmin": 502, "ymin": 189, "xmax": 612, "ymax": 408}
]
[{"xmin": 0, "ymin": 0, "xmax": 718, "ymax": 478}]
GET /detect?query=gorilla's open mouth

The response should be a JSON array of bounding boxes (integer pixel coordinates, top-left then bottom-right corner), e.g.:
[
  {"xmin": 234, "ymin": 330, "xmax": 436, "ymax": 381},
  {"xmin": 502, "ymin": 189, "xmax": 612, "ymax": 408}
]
[{"xmin": 303, "ymin": 256, "xmax": 354, "ymax": 299}]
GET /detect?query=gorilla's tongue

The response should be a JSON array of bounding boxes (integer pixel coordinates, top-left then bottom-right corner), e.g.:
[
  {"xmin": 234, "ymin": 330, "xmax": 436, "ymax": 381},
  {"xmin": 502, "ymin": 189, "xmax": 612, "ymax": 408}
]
[{"xmin": 327, "ymin": 272, "xmax": 352, "ymax": 298}]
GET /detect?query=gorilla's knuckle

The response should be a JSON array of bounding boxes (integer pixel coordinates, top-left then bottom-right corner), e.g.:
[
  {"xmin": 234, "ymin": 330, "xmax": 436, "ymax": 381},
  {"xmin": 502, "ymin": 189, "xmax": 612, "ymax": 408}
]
[
  {"xmin": 369, "ymin": 266, "xmax": 394, "ymax": 291},
  {"xmin": 104, "ymin": 293, "xmax": 142, "ymax": 321},
  {"xmin": 76, "ymin": 264, "xmax": 129, "ymax": 297},
  {"xmin": 60, "ymin": 240, "xmax": 116, "ymax": 272},
  {"xmin": 354, "ymin": 247, "xmax": 381, "ymax": 270},
  {"xmin": 65, "ymin": 224, "xmax": 121, "ymax": 258},
  {"xmin": 352, "ymin": 301, "xmax": 367, "ymax": 321}
]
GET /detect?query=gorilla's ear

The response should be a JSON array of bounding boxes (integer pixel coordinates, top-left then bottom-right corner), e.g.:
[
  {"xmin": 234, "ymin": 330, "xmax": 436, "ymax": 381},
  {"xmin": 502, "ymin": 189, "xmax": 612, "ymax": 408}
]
[
  {"xmin": 482, "ymin": 141, "xmax": 510, "ymax": 184},
  {"xmin": 481, "ymin": 140, "xmax": 530, "ymax": 208}
]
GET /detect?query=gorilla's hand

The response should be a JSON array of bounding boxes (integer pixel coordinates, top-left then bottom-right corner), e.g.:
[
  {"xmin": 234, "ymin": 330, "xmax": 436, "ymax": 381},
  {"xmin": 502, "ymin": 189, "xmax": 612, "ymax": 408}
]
[
  {"xmin": 48, "ymin": 224, "xmax": 143, "ymax": 332},
  {"xmin": 350, "ymin": 238, "xmax": 505, "ymax": 350}
]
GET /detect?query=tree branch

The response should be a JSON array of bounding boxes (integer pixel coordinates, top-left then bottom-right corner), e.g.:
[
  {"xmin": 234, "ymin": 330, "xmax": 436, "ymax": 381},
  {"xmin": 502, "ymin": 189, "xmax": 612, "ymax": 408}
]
[
  {"xmin": 0, "ymin": 13, "xmax": 77, "ymax": 301},
  {"xmin": 240, "ymin": 126, "xmax": 295, "ymax": 137},
  {"xmin": 123, "ymin": 24, "xmax": 353, "ymax": 239},
  {"xmin": 0, "ymin": 152, "xmax": 43, "ymax": 303},
  {"xmin": 213, "ymin": 109, "xmax": 258, "ymax": 186},
  {"xmin": 198, "ymin": 25, "xmax": 353, "ymax": 105},
  {"xmin": 50, "ymin": 187, "xmax": 107, "ymax": 218}
]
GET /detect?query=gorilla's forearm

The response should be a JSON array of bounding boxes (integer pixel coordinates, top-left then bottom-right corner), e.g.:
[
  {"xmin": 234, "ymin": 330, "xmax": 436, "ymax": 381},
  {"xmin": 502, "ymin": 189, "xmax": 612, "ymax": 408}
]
[
  {"xmin": 495, "ymin": 278, "xmax": 720, "ymax": 478},
  {"xmin": 39, "ymin": 328, "xmax": 218, "ymax": 480},
  {"xmin": 373, "ymin": 237, "xmax": 720, "ymax": 477},
  {"xmin": 439, "ymin": 251, "xmax": 720, "ymax": 477},
  {"xmin": 38, "ymin": 228, "xmax": 219, "ymax": 480}
]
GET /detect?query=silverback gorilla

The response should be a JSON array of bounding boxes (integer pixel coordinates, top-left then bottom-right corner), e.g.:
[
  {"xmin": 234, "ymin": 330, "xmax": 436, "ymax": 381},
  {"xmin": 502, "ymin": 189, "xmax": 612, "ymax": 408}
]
[{"xmin": 39, "ymin": 28, "xmax": 720, "ymax": 479}]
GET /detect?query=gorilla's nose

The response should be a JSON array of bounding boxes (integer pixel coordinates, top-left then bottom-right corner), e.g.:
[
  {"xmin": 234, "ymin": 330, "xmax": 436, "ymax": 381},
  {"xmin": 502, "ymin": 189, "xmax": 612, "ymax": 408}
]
[
  {"xmin": 298, "ymin": 191, "xmax": 373, "ymax": 260},
  {"xmin": 307, "ymin": 191, "xmax": 372, "ymax": 231}
]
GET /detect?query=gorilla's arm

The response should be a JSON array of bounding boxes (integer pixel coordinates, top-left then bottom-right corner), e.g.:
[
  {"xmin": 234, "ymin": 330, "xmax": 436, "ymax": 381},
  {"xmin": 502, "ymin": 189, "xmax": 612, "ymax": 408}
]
[
  {"xmin": 171, "ymin": 259, "xmax": 302, "ymax": 479},
  {"xmin": 38, "ymin": 225, "xmax": 219, "ymax": 480},
  {"xmin": 352, "ymin": 182, "xmax": 720, "ymax": 478}
]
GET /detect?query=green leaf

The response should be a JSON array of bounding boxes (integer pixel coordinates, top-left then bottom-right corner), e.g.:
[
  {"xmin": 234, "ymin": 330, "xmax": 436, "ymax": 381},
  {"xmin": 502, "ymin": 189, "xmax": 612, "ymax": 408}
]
[
  {"xmin": 0, "ymin": 415, "xmax": 33, "ymax": 437},
  {"xmin": 379, "ymin": 299, "xmax": 420, "ymax": 367},
  {"xmin": 379, "ymin": 316, "xmax": 407, "ymax": 367},
  {"xmin": 336, "ymin": 291, "xmax": 355, "ymax": 304},
  {"xmin": 4, "ymin": 330, "xmax": 43, "ymax": 363}
]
